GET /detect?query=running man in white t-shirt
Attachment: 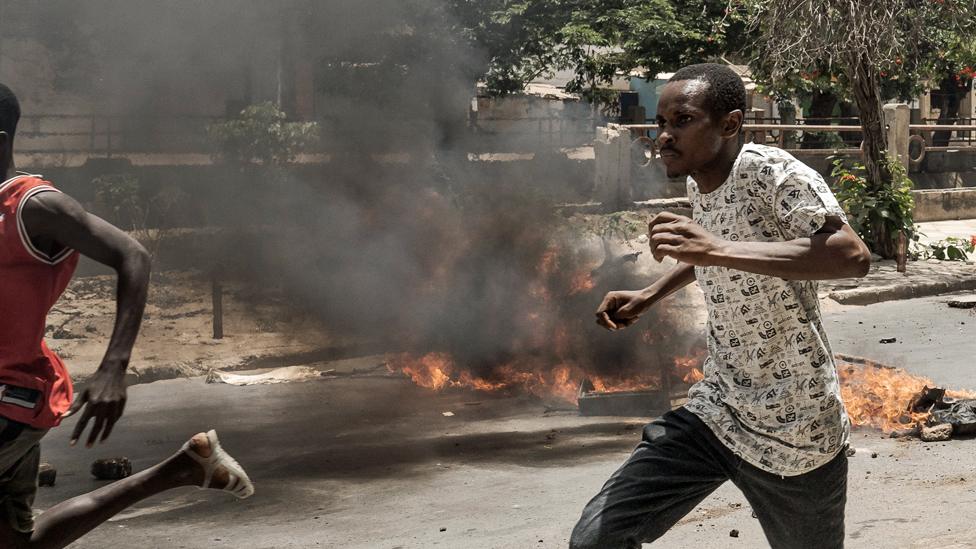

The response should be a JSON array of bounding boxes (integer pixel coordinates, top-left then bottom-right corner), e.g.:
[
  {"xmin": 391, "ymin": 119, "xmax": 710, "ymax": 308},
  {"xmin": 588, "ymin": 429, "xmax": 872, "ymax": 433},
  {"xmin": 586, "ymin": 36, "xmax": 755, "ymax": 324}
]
[{"xmin": 571, "ymin": 63, "xmax": 872, "ymax": 549}]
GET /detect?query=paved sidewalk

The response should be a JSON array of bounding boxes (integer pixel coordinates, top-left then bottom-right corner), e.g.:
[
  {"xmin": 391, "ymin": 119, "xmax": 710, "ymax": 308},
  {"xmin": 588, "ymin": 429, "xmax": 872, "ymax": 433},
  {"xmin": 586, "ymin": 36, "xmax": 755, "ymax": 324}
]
[
  {"xmin": 915, "ymin": 219, "xmax": 976, "ymax": 248},
  {"xmin": 822, "ymin": 259, "xmax": 975, "ymax": 304},
  {"xmin": 818, "ymin": 219, "xmax": 976, "ymax": 305}
]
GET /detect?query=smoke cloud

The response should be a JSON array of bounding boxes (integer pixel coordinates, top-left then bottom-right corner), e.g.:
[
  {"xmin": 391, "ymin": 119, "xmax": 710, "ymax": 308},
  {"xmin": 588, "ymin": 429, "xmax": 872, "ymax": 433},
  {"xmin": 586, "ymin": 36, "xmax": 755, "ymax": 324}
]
[{"xmin": 1, "ymin": 1, "xmax": 704, "ymax": 392}]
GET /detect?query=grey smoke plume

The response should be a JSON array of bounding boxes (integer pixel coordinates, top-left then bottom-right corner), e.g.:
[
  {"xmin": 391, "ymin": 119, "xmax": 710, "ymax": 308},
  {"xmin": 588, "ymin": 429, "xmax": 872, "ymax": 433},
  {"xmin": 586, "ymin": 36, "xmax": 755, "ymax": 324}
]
[{"xmin": 2, "ymin": 1, "xmax": 704, "ymax": 388}]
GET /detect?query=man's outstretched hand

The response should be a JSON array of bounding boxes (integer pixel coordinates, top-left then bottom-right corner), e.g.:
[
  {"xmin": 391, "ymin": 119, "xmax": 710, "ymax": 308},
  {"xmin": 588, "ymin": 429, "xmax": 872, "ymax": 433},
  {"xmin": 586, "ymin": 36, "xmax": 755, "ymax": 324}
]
[
  {"xmin": 595, "ymin": 290, "xmax": 650, "ymax": 331},
  {"xmin": 64, "ymin": 364, "xmax": 127, "ymax": 447}
]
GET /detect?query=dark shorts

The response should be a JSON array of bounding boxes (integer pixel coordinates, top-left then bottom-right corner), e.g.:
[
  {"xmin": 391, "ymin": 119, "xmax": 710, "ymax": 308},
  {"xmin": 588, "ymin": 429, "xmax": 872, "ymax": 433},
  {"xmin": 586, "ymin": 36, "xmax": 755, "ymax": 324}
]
[
  {"xmin": 0, "ymin": 417, "xmax": 48, "ymax": 533},
  {"xmin": 570, "ymin": 407, "xmax": 848, "ymax": 549}
]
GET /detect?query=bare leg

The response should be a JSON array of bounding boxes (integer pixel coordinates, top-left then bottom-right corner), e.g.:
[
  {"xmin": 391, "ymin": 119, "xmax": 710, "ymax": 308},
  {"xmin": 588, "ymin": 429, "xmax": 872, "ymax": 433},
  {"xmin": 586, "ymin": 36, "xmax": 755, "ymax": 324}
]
[{"xmin": 0, "ymin": 433, "xmax": 231, "ymax": 549}]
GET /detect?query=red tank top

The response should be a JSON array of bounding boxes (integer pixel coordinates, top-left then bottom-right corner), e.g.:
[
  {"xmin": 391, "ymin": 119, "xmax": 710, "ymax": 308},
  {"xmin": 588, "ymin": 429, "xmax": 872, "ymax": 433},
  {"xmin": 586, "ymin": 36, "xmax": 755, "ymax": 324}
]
[{"xmin": 0, "ymin": 174, "xmax": 79, "ymax": 428}]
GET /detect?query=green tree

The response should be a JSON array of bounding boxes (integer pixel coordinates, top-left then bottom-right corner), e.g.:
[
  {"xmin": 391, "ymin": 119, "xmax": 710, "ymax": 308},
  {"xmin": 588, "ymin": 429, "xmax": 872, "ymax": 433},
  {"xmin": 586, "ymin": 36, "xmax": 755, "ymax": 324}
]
[
  {"xmin": 207, "ymin": 102, "xmax": 319, "ymax": 167},
  {"xmin": 744, "ymin": 0, "xmax": 976, "ymax": 256},
  {"xmin": 457, "ymin": 1, "xmax": 745, "ymax": 105}
]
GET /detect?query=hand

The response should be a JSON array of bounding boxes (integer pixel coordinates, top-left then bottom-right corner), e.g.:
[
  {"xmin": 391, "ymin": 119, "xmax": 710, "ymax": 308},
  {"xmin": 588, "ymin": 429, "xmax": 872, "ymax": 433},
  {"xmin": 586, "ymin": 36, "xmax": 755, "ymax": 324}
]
[
  {"xmin": 64, "ymin": 364, "xmax": 127, "ymax": 447},
  {"xmin": 595, "ymin": 290, "xmax": 649, "ymax": 331},
  {"xmin": 648, "ymin": 212, "xmax": 725, "ymax": 266}
]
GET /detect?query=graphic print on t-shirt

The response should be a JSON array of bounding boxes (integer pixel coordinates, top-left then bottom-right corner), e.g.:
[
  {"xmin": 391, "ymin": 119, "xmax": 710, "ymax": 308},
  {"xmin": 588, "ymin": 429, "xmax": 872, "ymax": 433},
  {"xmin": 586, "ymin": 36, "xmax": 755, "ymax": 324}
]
[{"xmin": 683, "ymin": 143, "xmax": 851, "ymax": 477}]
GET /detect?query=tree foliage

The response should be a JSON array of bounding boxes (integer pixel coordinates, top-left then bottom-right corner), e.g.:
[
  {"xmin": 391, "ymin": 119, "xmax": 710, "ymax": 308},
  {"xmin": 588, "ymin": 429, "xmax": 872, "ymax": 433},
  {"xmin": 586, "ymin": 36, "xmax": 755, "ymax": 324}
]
[
  {"xmin": 831, "ymin": 157, "xmax": 915, "ymax": 256},
  {"xmin": 207, "ymin": 102, "xmax": 319, "ymax": 167},
  {"xmin": 458, "ymin": 0, "xmax": 745, "ymax": 101},
  {"xmin": 743, "ymin": 0, "xmax": 976, "ymax": 256}
]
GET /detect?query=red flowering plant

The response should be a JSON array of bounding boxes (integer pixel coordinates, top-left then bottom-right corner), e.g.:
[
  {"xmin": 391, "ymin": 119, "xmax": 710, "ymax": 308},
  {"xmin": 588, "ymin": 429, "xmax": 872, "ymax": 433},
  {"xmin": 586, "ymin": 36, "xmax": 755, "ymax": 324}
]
[{"xmin": 831, "ymin": 157, "xmax": 917, "ymax": 257}]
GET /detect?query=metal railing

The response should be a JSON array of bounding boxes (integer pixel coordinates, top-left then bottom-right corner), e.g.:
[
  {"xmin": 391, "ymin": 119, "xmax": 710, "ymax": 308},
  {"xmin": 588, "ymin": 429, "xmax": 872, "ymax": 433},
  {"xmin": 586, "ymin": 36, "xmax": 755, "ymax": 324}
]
[
  {"xmin": 625, "ymin": 119, "xmax": 976, "ymax": 163},
  {"xmin": 625, "ymin": 123, "xmax": 865, "ymax": 156}
]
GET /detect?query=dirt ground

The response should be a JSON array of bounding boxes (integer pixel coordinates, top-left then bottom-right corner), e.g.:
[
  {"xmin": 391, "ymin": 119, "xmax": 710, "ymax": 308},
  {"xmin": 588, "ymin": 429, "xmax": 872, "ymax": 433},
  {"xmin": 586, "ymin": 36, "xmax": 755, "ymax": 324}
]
[{"xmin": 46, "ymin": 269, "xmax": 342, "ymax": 385}]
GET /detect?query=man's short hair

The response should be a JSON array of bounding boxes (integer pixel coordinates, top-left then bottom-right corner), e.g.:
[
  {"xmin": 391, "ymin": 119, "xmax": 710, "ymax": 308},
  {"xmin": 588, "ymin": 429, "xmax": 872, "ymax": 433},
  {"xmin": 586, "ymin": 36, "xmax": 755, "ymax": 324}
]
[
  {"xmin": 0, "ymin": 83, "xmax": 21, "ymax": 138},
  {"xmin": 669, "ymin": 63, "xmax": 746, "ymax": 122}
]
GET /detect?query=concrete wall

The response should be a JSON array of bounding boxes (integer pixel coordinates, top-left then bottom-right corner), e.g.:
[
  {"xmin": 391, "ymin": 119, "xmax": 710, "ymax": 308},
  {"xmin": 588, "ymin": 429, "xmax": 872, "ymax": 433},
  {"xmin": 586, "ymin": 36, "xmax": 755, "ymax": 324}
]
[
  {"xmin": 470, "ymin": 95, "xmax": 598, "ymax": 151},
  {"xmin": 912, "ymin": 188, "xmax": 976, "ymax": 222}
]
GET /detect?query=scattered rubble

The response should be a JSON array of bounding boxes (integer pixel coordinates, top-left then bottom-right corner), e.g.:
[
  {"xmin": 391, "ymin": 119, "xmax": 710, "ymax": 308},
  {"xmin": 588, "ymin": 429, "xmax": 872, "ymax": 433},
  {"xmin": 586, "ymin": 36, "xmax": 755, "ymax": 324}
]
[
  {"xmin": 930, "ymin": 400, "xmax": 976, "ymax": 436},
  {"xmin": 920, "ymin": 423, "xmax": 953, "ymax": 442},
  {"xmin": 38, "ymin": 463, "xmax": 57, "ymax": 486},
  {"xmin": 730, "ymin": 529, "xmax": 740, "ymax": 538},
  {"xmin": 879, "ymin": 337, "xmax": 897, "ymax": 344},
  {"xmin": 91, "ymin": 457, "xmax": 132, "ymax": 480},
  {"xmin": 947, "ymin": 299, "xmax": 976, "ymax": 309},
  {"xmin": 53, "ymin": 328, "xmax": 85, "ymax": 339},
  {"xmin": 905, "ymin": 386, "xmax": 976, "ymax": 441}
]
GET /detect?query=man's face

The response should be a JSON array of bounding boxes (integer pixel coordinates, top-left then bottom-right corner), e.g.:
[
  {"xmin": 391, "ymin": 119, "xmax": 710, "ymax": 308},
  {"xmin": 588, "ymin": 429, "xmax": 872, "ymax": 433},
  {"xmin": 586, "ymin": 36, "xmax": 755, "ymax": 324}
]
[{"xmin": 655, "ymin": 80, "xmax": 730, "ymax": 178}]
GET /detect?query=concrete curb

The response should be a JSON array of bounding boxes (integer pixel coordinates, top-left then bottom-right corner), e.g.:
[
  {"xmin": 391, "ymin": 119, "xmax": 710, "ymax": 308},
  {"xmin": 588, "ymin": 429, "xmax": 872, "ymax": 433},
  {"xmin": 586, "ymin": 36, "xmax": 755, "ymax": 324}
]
[{"xmin": 828, "ymin": 277, "xmax": 976, "ymax": 305}]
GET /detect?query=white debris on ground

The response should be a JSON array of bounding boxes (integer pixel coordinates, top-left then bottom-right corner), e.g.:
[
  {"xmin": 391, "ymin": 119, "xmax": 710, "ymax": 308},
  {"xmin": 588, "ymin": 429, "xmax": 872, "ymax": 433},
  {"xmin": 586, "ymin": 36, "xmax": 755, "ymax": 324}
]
[{"xmin": 213, "ymin": 366, "xmax": 323, "ymax": 386}]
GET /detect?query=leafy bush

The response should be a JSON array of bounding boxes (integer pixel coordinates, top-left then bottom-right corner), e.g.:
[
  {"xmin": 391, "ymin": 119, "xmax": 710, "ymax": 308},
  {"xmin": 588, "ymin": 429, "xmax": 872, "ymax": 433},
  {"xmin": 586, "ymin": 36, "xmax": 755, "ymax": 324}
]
[
  {"xmin": 832, "ymin": 156, "xmax": 915, "ymax": 258},
  {"xmin": 919, "ymin": 236, "xmax": 975, "ymax": 261},
  {"xmin": 93, "ymin": 173, "xmax": 143, "ymax": 231},
  {"xmin": 92, "ymin": 173, "xmax": 188, "ymax": 261},
  {"xmin": 207, "ymin": 102, "xmax": 319, "ymax": 166}
]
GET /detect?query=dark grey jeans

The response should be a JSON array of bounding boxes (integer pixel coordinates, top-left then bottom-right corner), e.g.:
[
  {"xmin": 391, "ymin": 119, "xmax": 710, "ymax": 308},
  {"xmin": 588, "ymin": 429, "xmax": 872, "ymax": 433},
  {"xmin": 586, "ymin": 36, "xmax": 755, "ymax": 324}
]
[{"xmin": 570, "ymin": 407, "xmax": 847, "ymax": 549}]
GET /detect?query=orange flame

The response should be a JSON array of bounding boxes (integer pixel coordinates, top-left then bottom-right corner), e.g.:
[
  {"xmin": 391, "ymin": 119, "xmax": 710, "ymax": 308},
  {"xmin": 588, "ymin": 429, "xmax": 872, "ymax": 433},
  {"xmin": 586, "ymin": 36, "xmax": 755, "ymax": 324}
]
[
  {"xmin": 674, "ymin": 352, "xmax": 706, "ymax": 384},
  {"xmin": 391, "ymin": 354, "xmax": 976, "ymax": 435},
  {"xmin": 537, "ymin": 247, "xmax": 558, "ymax": 277},
  {"xmin": 389, "ymin": 352, "xmax": 456, "ymax": 391},
  {"xmin": 839, "ymin": 359, "xmax": 976, "ymax": 432},
  {"xmin": 568, "ymin": 271, "xmax": 596, "ymax": 295},
  {"xmin": 683, "ymin": 368, "xmax": 705, "ymax": 384},
  {"xmin": 386, "ymin": 351, "xmax": 708, "ymax": 404},
  {"xmin": 387, "ymin": 354, "xmax": 586, "ymax": 403},
  {"xmin": 589, "ymin": 373, "xmax": 662, "ymax": 394}
]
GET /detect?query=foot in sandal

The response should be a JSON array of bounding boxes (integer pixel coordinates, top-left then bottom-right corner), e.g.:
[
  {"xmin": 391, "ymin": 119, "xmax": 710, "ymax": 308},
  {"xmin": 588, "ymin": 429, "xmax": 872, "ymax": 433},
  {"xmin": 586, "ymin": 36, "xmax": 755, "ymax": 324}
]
[{"xmin": 181, "ymin": 430, "xmax": 255, "ymax": 499}]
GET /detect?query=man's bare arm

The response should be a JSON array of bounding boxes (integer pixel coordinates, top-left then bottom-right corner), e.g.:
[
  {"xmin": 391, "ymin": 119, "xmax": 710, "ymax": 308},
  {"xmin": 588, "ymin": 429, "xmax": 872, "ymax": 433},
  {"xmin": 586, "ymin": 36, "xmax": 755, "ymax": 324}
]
[
  {"xmin": 649, "ymin": 212, "xmax": 871, "ymax": 280},
  {"xmin": 595, "ymin": 262, "xmax": 696, "ymax": 331},
  {"xmin": 22, "ymin": 191, "xmax": 150, "ymax": 446}
]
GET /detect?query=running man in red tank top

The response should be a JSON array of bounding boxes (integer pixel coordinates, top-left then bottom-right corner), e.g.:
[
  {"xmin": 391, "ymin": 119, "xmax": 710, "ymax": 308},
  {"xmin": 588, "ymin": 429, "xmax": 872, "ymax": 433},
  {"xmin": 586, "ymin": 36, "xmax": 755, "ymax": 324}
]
[{"xmin": 0, "ymin": 84, "xmax": 253, "ymax": 548}]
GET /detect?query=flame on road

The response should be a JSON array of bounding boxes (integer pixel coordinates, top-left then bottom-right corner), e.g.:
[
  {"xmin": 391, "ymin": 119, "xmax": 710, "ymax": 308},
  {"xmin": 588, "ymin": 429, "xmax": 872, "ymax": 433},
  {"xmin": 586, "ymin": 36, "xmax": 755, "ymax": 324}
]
[{"xmin": 390, "ymin": 354, "xmax": 974, "ymax": 433}]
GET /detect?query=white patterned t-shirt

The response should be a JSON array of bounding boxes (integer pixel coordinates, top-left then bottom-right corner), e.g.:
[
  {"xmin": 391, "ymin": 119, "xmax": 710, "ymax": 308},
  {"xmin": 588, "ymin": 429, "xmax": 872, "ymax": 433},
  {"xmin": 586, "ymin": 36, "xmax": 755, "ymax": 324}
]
[{"xmin": 684, "ymin": 143, "xmax": 850, "ymax": 476}]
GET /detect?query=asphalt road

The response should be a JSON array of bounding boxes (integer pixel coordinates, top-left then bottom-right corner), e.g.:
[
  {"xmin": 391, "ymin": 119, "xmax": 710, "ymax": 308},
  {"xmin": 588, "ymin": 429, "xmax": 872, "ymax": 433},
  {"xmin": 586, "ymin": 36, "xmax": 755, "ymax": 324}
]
[
  {"xmin": 824, "ymin": 291, "xmax": 976, "ymax": 389},
  {"xmin": 31, "ymin": 292, "xmax": 976, "ymax": 549}
]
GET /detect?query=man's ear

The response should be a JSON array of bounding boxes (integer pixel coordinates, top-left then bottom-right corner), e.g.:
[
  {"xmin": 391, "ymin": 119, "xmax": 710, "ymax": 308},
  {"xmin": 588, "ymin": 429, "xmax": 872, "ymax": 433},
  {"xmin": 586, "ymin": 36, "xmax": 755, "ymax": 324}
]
[
  {"xmin": 722, "ymin": 110, "xmax": 744, "ymax": 138},
  {"xmin": 0, "ymin": 131, "xmax": 9, "ymax": 159}
]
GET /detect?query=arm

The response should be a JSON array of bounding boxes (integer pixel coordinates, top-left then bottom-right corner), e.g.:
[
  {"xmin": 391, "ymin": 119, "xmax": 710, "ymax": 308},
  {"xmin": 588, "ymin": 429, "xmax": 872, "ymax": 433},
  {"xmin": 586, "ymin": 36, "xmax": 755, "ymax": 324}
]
[
  {"xmin": 21, "ymin": 191, "xmax": 151, "ymax": 446},
  {"xmin": 595, "ymin": 262, "xmax": 696, "ymax": 331},
  {"xmin": 648, "ymin": 212, "xmax": 871, "ymax": 280}
]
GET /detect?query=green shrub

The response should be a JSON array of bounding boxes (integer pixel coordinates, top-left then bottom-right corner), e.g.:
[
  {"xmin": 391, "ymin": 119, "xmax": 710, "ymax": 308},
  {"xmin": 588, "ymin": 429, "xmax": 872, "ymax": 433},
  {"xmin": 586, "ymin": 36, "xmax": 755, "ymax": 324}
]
[
  {"xmin": 832, "ymin": 156, "xmax": 915, "ymax": 258},
  {"xmin": 207, "ymin": 102, "xmax": 319, "ymax": 167},
  {"xmin": 920, "ymin": 236, "xmax": 975, "ymax": 261}
]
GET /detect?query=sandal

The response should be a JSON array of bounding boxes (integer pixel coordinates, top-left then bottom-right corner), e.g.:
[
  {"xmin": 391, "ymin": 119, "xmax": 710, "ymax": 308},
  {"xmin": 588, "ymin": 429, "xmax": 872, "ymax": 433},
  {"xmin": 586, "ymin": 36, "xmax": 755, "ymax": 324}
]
[{"xmin": 181, "ymin": 430, "xmax": 254, "ymax": 499}]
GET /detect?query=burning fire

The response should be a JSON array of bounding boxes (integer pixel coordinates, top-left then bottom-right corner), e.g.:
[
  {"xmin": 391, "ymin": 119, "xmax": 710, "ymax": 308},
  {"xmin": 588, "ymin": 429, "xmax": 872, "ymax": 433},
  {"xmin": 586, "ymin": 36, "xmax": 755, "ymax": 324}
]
[
  {"xmin": 386, "ymin": 235, "xmax": 707, "ymax": 407},
  {"xmin": 568, "ymin": 271, "xmax": 596, "ymax": 295},
  {"xmin": 674, "ymin": 353, "xmax": 705, "ymax": 384},
  {"xmin": 387, "ymin": 353, "xmax": 582, "ymax": 403},
  {"xmin": 386, "ymin": 351, "xmax": 704, "ymax": 404},
  {"xmin": 839, "ymin": 358, "xmax": 976, "ymax": 432},
  {"xmin": 393, "ymin": 352, "xmax": 456, "ymax": 391},
  {"xmin": 391, "ymin": 353, "xmax": 976, "ymax": 434}
]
